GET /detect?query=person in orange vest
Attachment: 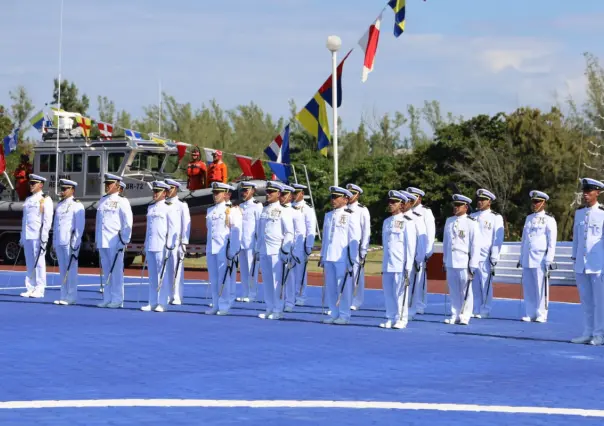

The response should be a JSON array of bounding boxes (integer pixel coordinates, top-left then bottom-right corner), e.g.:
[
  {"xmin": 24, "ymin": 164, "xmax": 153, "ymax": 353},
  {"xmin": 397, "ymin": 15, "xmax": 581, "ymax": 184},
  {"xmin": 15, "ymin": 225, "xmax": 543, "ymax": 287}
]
[
  {"xmin": 186, "ymin": 148, "xmax": 207, "ymax": 191},
  {"xmin": 207, "ymin": 150, "xmax": 228, "ymax": 186},
  {"xmin": 14, "ymin": 154, "xmax": 33, "ymax": 201}
]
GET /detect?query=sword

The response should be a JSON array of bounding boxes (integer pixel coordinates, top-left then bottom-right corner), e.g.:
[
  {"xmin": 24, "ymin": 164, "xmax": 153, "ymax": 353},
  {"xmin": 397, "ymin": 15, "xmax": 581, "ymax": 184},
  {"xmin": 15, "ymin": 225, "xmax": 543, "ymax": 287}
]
[
  {"xmin": 409, "ymin": 260, "xmax": 420, "ymax": 307},
  {"xmin": 98, "ymin": 249, "xmax": 104, "ymax": 294},
  {"xmin": 543, "ymin": 263, "xmax": 556, "ymax": 311},
  {"xmin": 336, "ymin": 267, "xmax": 353, "ymax": 307},
  {"xmin": 218, "ymin": 257, "xmax": 234, "ymax": 297},
  {"xmin": 460, "ymin": 268, "xmax": 474, "ymax": 316},
  {"xmin": 352, "ymin": 257, "xmax": 366, "ymax": 297},
  {"xmin": 279, "ymin": 257, "xmax": 295, "ymax": 300},
  {"xmin": 61, "ymin": 233, "xmax": 79, "ymax": 286},
  {"xmin": 399, "ymin": 272, "xmax": 411, "ymax": 319},
  {"xmin": 483, "ymin": 262, "xmax": 495, "ymax": 307},
  {"xmin": 172, "ymin": 244, "xmax": 185, "ymax": 292},
  {"xmin": 105, "ymin": 246, "xmax": 124, "ymax": 288}
]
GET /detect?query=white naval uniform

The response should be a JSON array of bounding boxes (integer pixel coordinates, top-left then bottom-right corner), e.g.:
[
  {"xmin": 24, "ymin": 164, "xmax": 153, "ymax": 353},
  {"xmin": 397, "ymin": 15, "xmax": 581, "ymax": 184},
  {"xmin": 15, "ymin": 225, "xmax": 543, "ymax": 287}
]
[
  {"xmin": 408, "ymin": 209, "xmax": 428, "ymax": 317},
  {"xmin": 410, "ymin": 203, "xmax": 435, "ymax": 313},
  {"xmin": 144, "ymin": 199, "xmax": 178, "ymax": 308},
  {"xmin": 285, "ymin": 202, "xmax": 306, "ymax": 310},
  {"xmin": 20, "ymin": 191, "xmax": 53, "ymax": 296},
  {"xmin": 292, "ymin": 200, "xmax": 316, "ymax": 305},
  {"xmin": 470, "ymin": 209, "xmax": 504, "ymax": 316},
  {"xmin": 572, "ymin": 204, "xmax": 604, "ymax": 338},
  {"xmin": 320, "ymin": 206, "xmax": 361, "ymax": 321},
  {"xmin": 519, "ymin": 211, "xmax": 557, "ymax": 321},
  {"xmin": 238, "ymin": 198, "xmax": 263, "ymax": 301},
  {"xmin": 226, "ymin": 203, "xmax": 242, "ymax": 307},
  {"xmin": 443, "ymin": 214, "xmax": 480, "ymax": 323},
  {"xmin": 255, "ymin": 201, "xmax": 294, "ymax": 316},
  {"xmin": 349, "ymin": 201, "xmax": 370, "ymax": 309},
  {"xmin": 167, "ymin": 196, "xmax": 191, "ymax": 304},
  {"xmin": 52, "ymin": 196, "xmax": 85, "ymax": 303},
  {"xmin": 381, "ymin": 213, "xmax": 416, "ymax": 324},
  {"xmin": 95, "ymin": 193, "xmax": 133, "ymax": 305},
  {"xmin": 206, "ymin": 201, "xmax": 242, "ymax": 313}
]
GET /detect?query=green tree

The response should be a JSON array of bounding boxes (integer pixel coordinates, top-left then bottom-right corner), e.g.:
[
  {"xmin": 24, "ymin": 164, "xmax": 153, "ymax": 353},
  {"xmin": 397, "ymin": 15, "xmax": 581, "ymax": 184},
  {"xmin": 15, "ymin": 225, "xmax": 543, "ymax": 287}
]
[
  {"xmin": 51, "ymin": 79, "xmax": 90, "ymax": 114},
  {"xmin": 97, "ymin": 96, "xmax": 116, "ymax": 123},
  {"xmin": 9, "ymin": 86, "xmax": 35, "ymax": 132}
]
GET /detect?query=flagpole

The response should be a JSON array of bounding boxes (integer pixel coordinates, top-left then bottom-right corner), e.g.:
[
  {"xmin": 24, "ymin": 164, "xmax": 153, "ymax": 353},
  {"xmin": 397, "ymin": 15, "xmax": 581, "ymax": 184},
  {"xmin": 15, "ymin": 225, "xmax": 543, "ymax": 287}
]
[
  {"xmin": 326, "ymin": 35, "xmax": 341, "ymax": 187},
  {"xmin": 55, "ymin": 0, "xmax": 64, "ymax": 197},
  {"xmin": 158, "ymin": 79, "xmax": 162, "ymax": 136}
]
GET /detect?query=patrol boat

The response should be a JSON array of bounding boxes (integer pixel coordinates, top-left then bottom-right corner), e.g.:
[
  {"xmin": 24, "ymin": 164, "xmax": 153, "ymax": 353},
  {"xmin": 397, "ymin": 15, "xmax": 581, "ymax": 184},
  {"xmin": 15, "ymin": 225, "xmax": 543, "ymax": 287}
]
[{"xmin": 0, "ymin": 123, "xmax": 269, "ymax": 266}]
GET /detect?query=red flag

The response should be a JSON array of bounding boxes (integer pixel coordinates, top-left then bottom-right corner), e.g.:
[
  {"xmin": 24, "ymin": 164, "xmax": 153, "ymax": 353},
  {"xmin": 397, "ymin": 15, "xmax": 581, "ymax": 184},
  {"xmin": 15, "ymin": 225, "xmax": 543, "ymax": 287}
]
[
  {"xmin": 318, "ymin": 49, "xmax": 352, "ymax": 108},
  {"xmin": 176, "ymin": 142, "xmax": 190, "ymax": 161},
  {"xmin": 251, "ymin": 159, "xmax": 266, "ymax": 180},
  {"xmin": 236, "ymin": 155, "xmax": 254, "ymax": 177},
  {"xmin": 359, "ymin": 12, "xmax": 383, "ymax": 82},
  {"xmin": 0, "ymin": 144, "xmax": 5, "ymax": 174}
]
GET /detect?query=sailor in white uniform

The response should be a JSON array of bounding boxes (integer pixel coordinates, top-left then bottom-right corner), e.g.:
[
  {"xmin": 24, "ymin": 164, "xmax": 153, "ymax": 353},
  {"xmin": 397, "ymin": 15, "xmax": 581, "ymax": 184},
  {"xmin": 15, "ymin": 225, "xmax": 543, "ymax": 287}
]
[
  {"xmin": 407, "ymin": 186, "xmax": 436, "ymax": 315},
  {"xmin": 255, "ymin": 181, "xmax": 294, "ymax": 320},
  {"xmin": 280, "ymin": 184, "xmax": 305, "ymax": 312},
  {"xmin": 224, "ymin": 185, "xmax": 242, "ymax": 308},
  {"xmin": 320, "ymin": 186, "xmax": 362, "ymax": 325},
  {"xmin": 141, "ymin": 181, "xmax": 178, "ymax": 312},
  {"xmin": 291, "ymin": 183, "xmax": 316, "ymax": 306},
  {"xmin": 400, "ymin": 190, "xmax": 428, "ymax": 319},
  {"xmin": 20, "ymin": 174, "xmax": 53, "ymax": 298},
  {"xmin": 443, "ymin": 194, "xmax": 480, "ymax": 325},
  {"xmin": 470, "ymin": 189, "xmax": 504, "ymax": 318},
  {"xmin": 206, "ymin": 182, "xmax": 242, "ymax": 315},
  {"xmin": 347, "ymin": 183, "xmax": 371, "ymax": 311},
  {"xmin": 380, "ymin": 191, "xmax": 416, "ymax": 329},
  {"xmin": 95, "ymin": 174, "xmax": 133, "ymax": 308},
  {"xmin": 165, "ymin": 179, "xmax": 191, "ymax": 305},
  {"xmin": 52, "ymin": 179, "xmax": 85, "ymax": 305},
  {"xmin": 236, "ymin": 181, "xmax": 263, "ymax": 303},
  {"xmin": 571, "ymin": 178, "xmax": 604, "ymax": 345},
  {"xmin": 518, "ymin": 190, "xmax": 557, "ymax": 323}
]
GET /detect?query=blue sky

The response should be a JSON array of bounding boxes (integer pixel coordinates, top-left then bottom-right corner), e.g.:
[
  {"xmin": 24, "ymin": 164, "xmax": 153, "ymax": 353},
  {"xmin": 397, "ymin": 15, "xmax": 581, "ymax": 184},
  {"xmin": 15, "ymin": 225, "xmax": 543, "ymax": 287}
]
[{"xmin": 1, "ymin": 0, "xmax": 603, "ymax": 139}]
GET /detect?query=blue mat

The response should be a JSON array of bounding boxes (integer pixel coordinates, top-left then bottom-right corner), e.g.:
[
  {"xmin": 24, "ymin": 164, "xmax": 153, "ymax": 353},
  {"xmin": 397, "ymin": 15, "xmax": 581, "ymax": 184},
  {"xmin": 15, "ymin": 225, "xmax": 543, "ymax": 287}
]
[{"xmin": 0, "ymin": 270, "xmax": 603, "ymax": 425}]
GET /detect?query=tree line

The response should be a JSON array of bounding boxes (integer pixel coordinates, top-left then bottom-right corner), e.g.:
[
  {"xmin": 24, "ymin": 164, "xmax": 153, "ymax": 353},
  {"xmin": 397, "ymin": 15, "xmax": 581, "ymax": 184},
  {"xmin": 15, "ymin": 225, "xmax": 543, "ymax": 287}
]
[{"xmin": 2, "ymin": 53, "xmax": 603, "ymax": 243}]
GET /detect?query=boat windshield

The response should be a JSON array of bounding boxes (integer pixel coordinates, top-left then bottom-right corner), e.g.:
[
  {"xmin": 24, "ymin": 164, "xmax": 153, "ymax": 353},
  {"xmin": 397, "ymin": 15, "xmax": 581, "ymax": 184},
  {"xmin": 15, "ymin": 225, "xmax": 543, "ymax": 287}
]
[
  {"xmin": 162, "ymin": 154, "xmax": 180, "ymax": 174},
  {"xmin": 129, "ymin": 152, "xmax": 165, "ymax": 173}
]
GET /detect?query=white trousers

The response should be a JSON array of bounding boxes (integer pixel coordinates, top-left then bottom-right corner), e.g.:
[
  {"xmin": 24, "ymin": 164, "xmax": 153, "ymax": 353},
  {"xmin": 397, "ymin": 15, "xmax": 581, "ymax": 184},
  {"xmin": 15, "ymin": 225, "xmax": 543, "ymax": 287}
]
[
  {"xmin": 446, "ymin": 268, "xmax": 473, "ymax": 322},
  {"xmin": 294, "ymin": 256, "xmax": 309, "ymax": 304},
  {"xmin": 260, "ymin": 254, "xmax": 284, "ymax": 314},
  {"xmin": 351, "ymin": 262, "xmax": 365, "ymax": 308},
  {"xmin": 24, "ymin": 239, "xmax": 46, "ymax": 295},
  {"xmin": 576, "ymin": 272, "xmax": 604, "ymax": 337},
  {"xmin": 409, "ymin": 261, "xmax": 427, "ymax": 315},
  {"xmin": 56, "ymin": 245, "xmax": 78, "ymax": 302},
  {"xmin": 228, "ymin": 255, "xmax": 237, "ymax": 307},
  {"xmin": 100, "ymin": 247, "xmax": 124, "ymax": 304},
  {"xmin": 325, "ymin": 261, "xmax": 352, "ymax": 320},
  {"xmin": 146, "ymin": 250, "xmax": 171, "ymax": 307},
  {"xmin": 521, "ymin": 266, "xmax": 547, "ymax": 320},
  {"xmin": 284, "ymin": 256, "xmax": 300, "ymax": 309},
  {"xmin": 207, "ymin": 249, "xmax": 230, "ymax": 312},
  {"xmin": 472, "ymin": 260, "xmax": 494, "ymax": 315},
  {"xmin": 169, "ymin": 247, "xmax": 185, "ymax": 303},
  {"xmin": 382, "ymin": 272, "xmax": 409, "ymax": 323},
  {"xmin": 239, "ymin": 248, "xmax": 258, "ymax": 300}
]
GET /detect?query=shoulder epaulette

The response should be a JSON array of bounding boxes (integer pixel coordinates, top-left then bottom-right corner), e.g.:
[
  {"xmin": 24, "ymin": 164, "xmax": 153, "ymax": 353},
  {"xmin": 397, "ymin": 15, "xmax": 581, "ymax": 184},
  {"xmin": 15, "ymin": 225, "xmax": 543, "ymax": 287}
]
[
  {"xmin": 493, "ymin": 211, "xmax": 501, "ymax": 216},
  {"xmin": 404, "ymin": 215, "xmax": 413, "ymax": 220},
  {"xmin": 599, "ymin": 206, "xmax": 604, "ymax": 211},
  {"xmin": 166, "ymin": 201, "xmax": 172, "ymax": 206},
  {"xmin": 468, "ymin": 216, "xmax": 477, "ymax": 221},
  {"xmin": 412, "ymin": 211, "xmax": 421, "ymax": 217},
  {"xmin": 74, "ymin": 199, "xmax": 80, "ymax": 203},
  {"xmin": 42, "ymin": 193, "xmax": 48, "ymax": 198},
  {"xmin": 281, "ymin": 203, "xmax": 289, "ymax": 208},
  {"xmin": 263, "ymin": 202, "xmax": 270, "ymax": 207},
  {"xmin": 546, "ymin": 211, "xmax": 554, "ymax": 217},
  {"xmin": 253, "ymin": 199, "xmax": 260, "ymax": 204},
  {"xmin": 345, "ymin": 208, "xmax": 353, "ymax": 214},
  {"xmin": 118, "ymin": 194, "xmax": 124, "ymax": 198},
  {"xmin": 358, "ymin": 203, "xmax": 365, "ymax": 208},
  {"xmin": 293, "ymin": 205, "xmax": 302, "ymax": 210},
  {"xmin": 102, "ymin": 194, "xmax": 109, "ymax": 198}
]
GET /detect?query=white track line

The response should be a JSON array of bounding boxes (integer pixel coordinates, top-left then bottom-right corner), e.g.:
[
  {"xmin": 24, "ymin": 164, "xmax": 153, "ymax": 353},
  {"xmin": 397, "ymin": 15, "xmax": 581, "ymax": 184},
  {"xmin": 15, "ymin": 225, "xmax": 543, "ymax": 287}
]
[{"xmin": 0, "ymin": 399, "xmax": 601, "ymax": 417}]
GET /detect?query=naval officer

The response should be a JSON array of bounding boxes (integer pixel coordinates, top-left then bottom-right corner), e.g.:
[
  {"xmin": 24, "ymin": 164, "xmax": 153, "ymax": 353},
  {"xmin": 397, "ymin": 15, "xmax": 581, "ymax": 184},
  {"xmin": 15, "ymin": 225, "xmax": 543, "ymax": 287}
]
[
  {"xmin": 518, "ymin": 190, "xmax": 557, "ymax": 323},
  {"xmin": 52, "ymin": 179, "xmax": 85, "ymax": 305},
  {"xmin": 236, "ymin": 181, "xmax": 263, "ymax": 303},
  {"xmin": 346, "ymin": 183, "xmax": 371, "ymax": 311},
  {"xmin": 254, "ymin": 181, "xmax": 294, "ymax": 320},
  {"xmin": 320, "ymin": 186, "xmax": 362, "ymax": 325},
  {"xmin": 279, "ymin": 184, "xmax": 304, "ymax": 312},
  {"xmin": 205, "ymin": 182, "xmax": 242, "ymax": 315},
  {"xmin": 442, "ymin": 194, "xmax": 480, "ymax": 325},
  {"xmin": 95, "ymin": 173, "xmax": 133, "ymax": 308},
  {"xmin": 141, "ymin": 181, "xmax": 178, "ymax": 312},
  {"xmin": 407, "ymin": 186, "xmax": 435, "ymax": 316},
  {"xmin": 291, "ymin": 183, "xmax": 316, "ymax": 306},
  {"xmin": 165, "ymin": 178, "xmax": 191, "ymax": 305},
  {"xmin": 380, "ymin": 191, "xmax": 416, "ymax": 329},
  {"xmin": 20, "ymin": 174, "xmax": 53, "ymax": 298},
  {"xmin": 571, "ymin": 178, "xmax": 604, "ymax": 345},
  {"xmin": 470, "ymin": 189, "xmax": 504, "ymax": 318}
]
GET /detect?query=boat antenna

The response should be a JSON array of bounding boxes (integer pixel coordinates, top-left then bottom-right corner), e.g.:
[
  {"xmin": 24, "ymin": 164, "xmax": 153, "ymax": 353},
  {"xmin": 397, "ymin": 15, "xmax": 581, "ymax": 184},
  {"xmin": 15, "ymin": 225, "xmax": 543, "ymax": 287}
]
[{"xmin": 55, "ymin": 0, "xmax": 64, "ymax": 196}]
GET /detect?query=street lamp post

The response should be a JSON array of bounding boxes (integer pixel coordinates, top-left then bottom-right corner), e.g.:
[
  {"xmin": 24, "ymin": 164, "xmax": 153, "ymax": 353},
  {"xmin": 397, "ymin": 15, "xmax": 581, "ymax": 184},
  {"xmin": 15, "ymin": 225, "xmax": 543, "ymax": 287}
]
[{"xmin": 326, "ymin": 35, "xmax": 341, "ymax": 187}]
